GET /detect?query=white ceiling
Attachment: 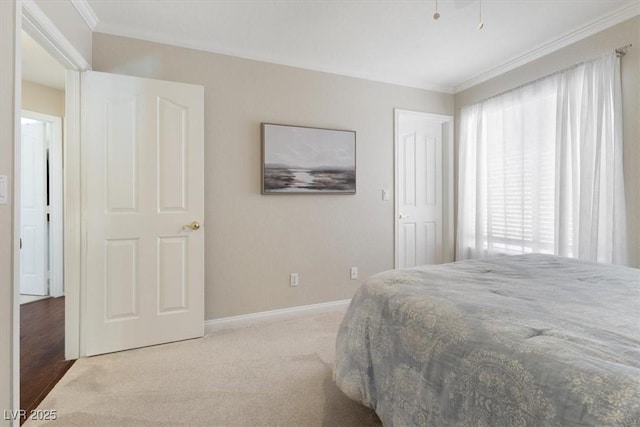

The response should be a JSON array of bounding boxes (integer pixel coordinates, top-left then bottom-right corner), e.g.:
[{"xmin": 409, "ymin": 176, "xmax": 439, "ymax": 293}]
[
  {"xmin": 86, "ymin": 0, "xmax": 640, "ymax": 93},
  {"xmin": 22, "ymin": 1, "xmax": 639, "ymax": 93}
]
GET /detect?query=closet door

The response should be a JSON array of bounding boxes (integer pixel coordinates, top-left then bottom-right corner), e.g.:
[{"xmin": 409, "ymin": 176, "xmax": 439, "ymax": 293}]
[{"xmin": 395, "ymin": 110, "xmax": 453, "ymax": 268}]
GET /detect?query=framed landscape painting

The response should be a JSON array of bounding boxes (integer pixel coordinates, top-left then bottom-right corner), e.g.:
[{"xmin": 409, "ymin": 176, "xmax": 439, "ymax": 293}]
[{"xmin": 261, "ymin": 123, "xmax": 356, "ymax": 194}]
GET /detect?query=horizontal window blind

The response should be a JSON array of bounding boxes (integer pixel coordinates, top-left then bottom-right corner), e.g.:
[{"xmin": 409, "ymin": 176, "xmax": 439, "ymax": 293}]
[{"xmin": 480, "ymin": 90, "xmax": 556, "ymax": 255}]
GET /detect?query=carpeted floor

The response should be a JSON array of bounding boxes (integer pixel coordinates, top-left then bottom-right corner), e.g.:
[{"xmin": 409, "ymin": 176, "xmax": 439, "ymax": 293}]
[{"xmin": 25, "ymin": 308, "xmax": 381, "ymax": 426}]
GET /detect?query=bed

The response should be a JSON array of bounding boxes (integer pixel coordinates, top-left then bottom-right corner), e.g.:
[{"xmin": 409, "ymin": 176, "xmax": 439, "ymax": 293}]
[{"xmin": 334, "ymin": 254, "xmax": 640, "ymax": 426}]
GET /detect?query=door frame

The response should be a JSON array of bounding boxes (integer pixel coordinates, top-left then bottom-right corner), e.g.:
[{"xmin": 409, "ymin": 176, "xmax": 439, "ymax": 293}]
[
  {"xmin": 393, "ymin": 109, "xmax": 454, "ymax": 269},
  {"xmin": 21, "ymin": 110, "xmax": 64, "ymax": 297}
]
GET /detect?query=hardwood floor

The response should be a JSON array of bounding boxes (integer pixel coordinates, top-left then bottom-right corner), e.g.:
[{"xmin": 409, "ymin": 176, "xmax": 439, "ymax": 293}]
[{"xmin": 20, "ymin": 296, "xmax": 74, "ymax": 423}]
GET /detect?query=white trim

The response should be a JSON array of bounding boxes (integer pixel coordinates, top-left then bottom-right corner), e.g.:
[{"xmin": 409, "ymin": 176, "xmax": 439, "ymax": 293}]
[
  {"xmin": 205, "ymin": 299, "xmax": 351, "ymax": 333},
  {"xmin": 49, "ymin": 114, "xmax": 64, "ymax": 298},
  {"xmin": 20, "ymin": 0, "xmax": 90, "ymax": 71},
  {"xmin": 454, "ymin": 2, "xmax": 640, "ymax": 93},
  {"xmin": 21, "ymin": 110, "xmax": 64, "ymax": 298},
  {"xmin": 13, "ymin": 3, "xmax": 23, "ymax": 424},
  {"xmin": 64, "ymin": 71, "xmax": 81, "ymax": 360},
  {"xmin": 393, "ymin": 109, "xmax": 454, "ymax": 269},
  {"xmin": 70, "ymin": 0, "xmax": 98, "ymax": 31},
  {"xmin": 392, "ymin": 109, "xmax": 400, "ymax": 269}
]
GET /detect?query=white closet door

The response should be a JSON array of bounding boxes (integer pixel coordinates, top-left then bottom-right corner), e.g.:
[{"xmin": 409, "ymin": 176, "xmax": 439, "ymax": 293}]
[{"xmin": 396, "ymin": 110, "xmax": 453, "ymax": 268}]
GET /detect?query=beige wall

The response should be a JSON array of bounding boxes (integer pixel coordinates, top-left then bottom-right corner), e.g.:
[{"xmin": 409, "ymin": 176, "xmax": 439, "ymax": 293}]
[
  {"xmin": 92, "ymin": 33, "xmax": 454, "ymax": 320},
  {"xmin": 22, "ymin": 80, "xmax": 65, "ymax": 116},
  {"xmin": 455, "ymin": 17, "xmax": 640, "ymax": 268}
]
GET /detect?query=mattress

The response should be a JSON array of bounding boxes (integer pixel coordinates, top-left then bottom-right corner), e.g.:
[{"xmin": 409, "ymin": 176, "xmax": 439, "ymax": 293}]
[{"xmin": 334, "ymin": 254, "xmax": 640, "ymax": 426}]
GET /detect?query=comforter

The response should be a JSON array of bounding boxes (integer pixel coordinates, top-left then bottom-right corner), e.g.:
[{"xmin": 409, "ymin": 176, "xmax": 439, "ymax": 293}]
[{"xmin": 334, "ymin": 254, "xmax": 640, "ymax": 426}]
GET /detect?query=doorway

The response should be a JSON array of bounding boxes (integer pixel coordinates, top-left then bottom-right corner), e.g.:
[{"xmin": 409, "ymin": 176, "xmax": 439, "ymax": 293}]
[
  {"xmin": 20, "ymin": 110, "xmax": 63, "ymax": 303},
  {"xmin": 19, "ymin": 29, "xmax": 70, "ymax": 417},
  {"xmin": 394, "ymin": 109, "xmax": 454, "ymax": 268}
]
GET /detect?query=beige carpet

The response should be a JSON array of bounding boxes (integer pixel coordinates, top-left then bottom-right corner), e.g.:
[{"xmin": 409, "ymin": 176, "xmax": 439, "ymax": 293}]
[{"xmin": 25, "ymin": 309, "xmax": 381, "ymax": 426}]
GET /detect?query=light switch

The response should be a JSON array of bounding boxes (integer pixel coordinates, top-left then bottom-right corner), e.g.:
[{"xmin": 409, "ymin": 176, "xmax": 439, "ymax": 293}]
[
  {"xmin": 290, "ymin": 273, "xmax": 299, "ymax": 287},
  {"xmin": 382, "ymin": 189, "xmax": 390, "ymax": 201},
  {"xmin": 0, "ymin": 175, "xmax": 7, "ymax": 204}
]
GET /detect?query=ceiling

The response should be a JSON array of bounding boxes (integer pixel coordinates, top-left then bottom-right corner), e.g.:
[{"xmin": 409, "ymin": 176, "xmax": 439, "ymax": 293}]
[
  {"xmin": 22, "ymin": 1, "xmax": 639, "ymax": 93},
  {"xmin": 86, "ymin": 0, "xmax": 639, "ymax": 93}
]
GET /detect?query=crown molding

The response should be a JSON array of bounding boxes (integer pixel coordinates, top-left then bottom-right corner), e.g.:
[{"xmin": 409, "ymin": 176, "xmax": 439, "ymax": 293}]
[
  {"xmin": 454, "ymin": 2, "xmax": 640, "ymax": 93},
  {"xmin": 71, "ymin": 0, "xmax": 98, "ymax": 31},
  {"xmin": 95, "ymin": 21, "xmax": 456, "ymax": 94},
  {"xmin": 21, "ymin": 0, "xmax": 91, "ymax": 71}
]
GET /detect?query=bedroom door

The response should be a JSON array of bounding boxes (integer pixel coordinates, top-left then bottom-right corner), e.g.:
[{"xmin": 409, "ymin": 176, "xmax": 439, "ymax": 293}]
[
  {"xmin": 82, "ymin": 71, "xmax": 205, "ymax": 356},
  {"xmin": 20, "ymin": 119, "xmax": 48, "ymax": 296},
  {"xmin": 395, "ymin": 110, "xmax": 453, "ymax": 268}
]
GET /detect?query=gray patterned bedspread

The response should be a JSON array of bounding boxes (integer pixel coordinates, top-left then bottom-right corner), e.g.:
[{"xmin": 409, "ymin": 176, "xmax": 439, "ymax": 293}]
[{"xmin": 334, "ymin": 254, "xmax": 640, "ymax": 426}]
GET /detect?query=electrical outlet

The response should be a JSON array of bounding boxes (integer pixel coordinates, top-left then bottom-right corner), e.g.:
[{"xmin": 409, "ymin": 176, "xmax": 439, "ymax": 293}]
[
  {"xmin": 290, "ymin": 273, "xmax": 299, "ymax": 287},
  {"xmin": 350, "ymin": 267, "xmax": 358, "ymax": 280}
]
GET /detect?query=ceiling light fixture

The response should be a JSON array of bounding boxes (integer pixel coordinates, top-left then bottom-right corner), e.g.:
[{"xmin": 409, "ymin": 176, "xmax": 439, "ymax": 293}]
[{"xmin": 433, "ymin": 0, "xmax": 485, "ymax": 29}]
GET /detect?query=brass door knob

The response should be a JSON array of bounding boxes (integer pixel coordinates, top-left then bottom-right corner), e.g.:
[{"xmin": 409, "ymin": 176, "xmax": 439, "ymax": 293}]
[{"xmin": 184, "ymin": 221, "xmax": 200, "ymax": 230}]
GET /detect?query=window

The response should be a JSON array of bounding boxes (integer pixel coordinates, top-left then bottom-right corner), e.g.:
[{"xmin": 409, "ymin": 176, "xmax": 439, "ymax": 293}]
[{"xmin": 457, "ymin": 52, "xmax": 627, "ymax": 265}]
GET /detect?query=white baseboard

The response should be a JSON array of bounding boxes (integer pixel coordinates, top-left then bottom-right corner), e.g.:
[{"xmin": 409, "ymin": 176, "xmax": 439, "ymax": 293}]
[{"xmin": 205, "ymin": 299, "xmax": 351, "ymax": 333}]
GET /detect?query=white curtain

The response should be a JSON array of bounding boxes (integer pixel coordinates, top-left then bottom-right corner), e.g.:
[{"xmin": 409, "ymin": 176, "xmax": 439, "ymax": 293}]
[{"xmin": 457, "ymin": 51, "xmax": 628, "ymax": 265}]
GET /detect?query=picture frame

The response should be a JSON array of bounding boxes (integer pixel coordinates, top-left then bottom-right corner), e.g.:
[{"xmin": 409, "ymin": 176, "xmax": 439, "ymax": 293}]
[{"xmin": 261, "ymin": 123, "xmax": 356, "ymax": 194}]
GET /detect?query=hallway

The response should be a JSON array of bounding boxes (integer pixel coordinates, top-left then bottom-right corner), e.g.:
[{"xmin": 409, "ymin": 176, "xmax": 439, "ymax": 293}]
[{"xmin": 20, "ymin": 297, "xmax": 74, "ymax": 422}]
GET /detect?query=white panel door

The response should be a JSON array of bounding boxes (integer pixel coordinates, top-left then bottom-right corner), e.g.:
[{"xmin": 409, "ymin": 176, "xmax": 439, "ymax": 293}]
[
  {"xmin": 395, "ymin": 110, "xmax": 453, "ymax": 268},
  {"xmin": 20, "ymin": 120, "xmax": 48, "ymax": 296},
  {"xmin": 82, "ymin": 71, "xmax": 204, "ymax": 356}
]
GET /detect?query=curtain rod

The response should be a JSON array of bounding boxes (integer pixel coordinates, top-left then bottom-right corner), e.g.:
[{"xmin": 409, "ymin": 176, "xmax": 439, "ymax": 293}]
[
  {"xmin": 616, "ymin": 44, "xmax": 632, "ymax": 57},
  {"xmin": 463, "ymin": 45, "xmax": 633, "ymax": 107}
]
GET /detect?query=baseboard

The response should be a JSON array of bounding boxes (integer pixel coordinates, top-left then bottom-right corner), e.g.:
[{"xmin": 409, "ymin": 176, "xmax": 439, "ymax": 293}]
[{"xmin": 205, "ymin": 299, "xmax": 351, "ymax": 333}]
